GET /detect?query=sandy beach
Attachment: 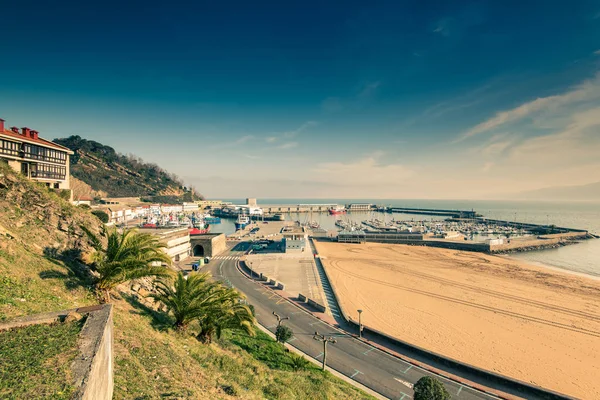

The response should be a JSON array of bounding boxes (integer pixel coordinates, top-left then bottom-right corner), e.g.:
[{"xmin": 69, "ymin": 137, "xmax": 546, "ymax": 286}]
[{"xmin": 315, "ymin": 241, "xmax": 600, "ymax": 399}]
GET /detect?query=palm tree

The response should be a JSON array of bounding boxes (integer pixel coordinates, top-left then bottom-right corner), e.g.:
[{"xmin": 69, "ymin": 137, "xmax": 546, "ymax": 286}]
[
  {"xmin": 150, "ymin": 272, "xmax": 214, "ymax": 330},
  {"xmin": 85, "ymin": 226, "xmax": 172, "ymax": 302},
  {"xmin": 151, "ymin": 272, "xmax": 255, "ymax": 340},
  {"xmin": 196, "ymin": 295, "xmax": 256, "ymax": 343}
]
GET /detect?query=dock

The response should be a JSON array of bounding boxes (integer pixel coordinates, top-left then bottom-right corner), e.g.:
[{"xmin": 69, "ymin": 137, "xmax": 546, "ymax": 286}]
[{"xmin": 383, "ymin": 207, "xmax": 480, "ymax": 218}]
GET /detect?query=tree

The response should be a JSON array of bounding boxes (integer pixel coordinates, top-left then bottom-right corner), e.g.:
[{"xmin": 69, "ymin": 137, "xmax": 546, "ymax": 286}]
[
  {"xmin": 151, "ymin": 272, "xmax": 256, "ymax": 340},
  {"xmin": 413, "ymin": 376, "xmax": 451, "ymax": 400},
  {"xmin": 151, "ymin": 272, "xmax": 216, "ymax": 330},
  {"xmin": 86, "ymin": 227, "xmax": 172, "ymax": 302},
  {"xmin": 91, "ymin": 210, "xmax": 109, "ymax": 223},
  {"xmin": 275, "ymin": 325, "xmax": 293, "ymax": 344},
  {"xmin": 196, "ymin": 290, "xmax": 255, "ymax": 343}
]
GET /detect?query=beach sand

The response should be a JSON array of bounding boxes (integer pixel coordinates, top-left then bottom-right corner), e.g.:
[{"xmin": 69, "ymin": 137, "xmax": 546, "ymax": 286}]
[{"xmin": 315, "ymin": 241, "xmax": 600, "ymax": 399}]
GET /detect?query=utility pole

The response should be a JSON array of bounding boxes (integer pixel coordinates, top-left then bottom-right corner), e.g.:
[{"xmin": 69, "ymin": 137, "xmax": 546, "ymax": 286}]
[
  {"xmin": 272, "ymin": 311, "xmax": 289, "ymax": 327},
  {"xmin": 313, "ymin": 331, "xmax": 336, "ymax": 371},
  {"xmin": 357, "ymin": 309, "xmax": 363, "ymax": 339}
]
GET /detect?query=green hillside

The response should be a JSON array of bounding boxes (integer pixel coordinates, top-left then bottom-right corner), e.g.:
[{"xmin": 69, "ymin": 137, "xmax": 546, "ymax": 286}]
[
  {"xmin": 52, "ymin": 135, "xmax": 202, "ymax": 200},
  {"xmin": 0, "ymin": 163, "xmax": 372, "ymax": 399}
]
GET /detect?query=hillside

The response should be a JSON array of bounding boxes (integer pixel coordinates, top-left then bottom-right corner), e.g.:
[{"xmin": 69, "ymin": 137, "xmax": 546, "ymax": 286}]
[
  {"xmin": 53, "ymin": 135, "xmax": 202, "ymax": 200},
  {"xmin": 0, "ymin": 163, "xmax": 372, "ymax": 399}
]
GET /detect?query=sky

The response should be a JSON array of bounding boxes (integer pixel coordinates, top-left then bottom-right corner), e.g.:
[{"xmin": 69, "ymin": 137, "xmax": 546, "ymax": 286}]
[{"xmin": 1, "ymin": 1, "xmax": 600, "ymax": 199}]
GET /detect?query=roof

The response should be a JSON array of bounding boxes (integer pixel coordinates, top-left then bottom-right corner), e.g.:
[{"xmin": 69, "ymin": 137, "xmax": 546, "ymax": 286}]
[{"xmin": 1, "ymin": 129, "xmax": 74, "ymax": 153}]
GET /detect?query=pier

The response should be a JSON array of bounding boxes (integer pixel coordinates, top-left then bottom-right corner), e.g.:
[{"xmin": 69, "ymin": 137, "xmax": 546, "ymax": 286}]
[{"xmin": 383, "ymin": 207, "xmax": 480, "ymax": 218}]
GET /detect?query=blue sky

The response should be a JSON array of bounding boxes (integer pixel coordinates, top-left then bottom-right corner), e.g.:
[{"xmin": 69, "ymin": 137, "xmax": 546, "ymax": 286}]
[{"xmin": 1, "ymin": 1, "xmax": 600, "ymax": 198}]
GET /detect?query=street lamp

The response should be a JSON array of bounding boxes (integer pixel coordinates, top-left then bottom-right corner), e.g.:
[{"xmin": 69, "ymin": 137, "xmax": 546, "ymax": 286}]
[
  {"xmin": 313, "ymin": 331, "xmax": 337, "ymax": 371},
  {"xmin": 272, "ymin": 311, "xmax": 289, "ymax": 327},
  {"xmin": 357, "ymin": 309, "xmax": 363, "ymax": 339}
]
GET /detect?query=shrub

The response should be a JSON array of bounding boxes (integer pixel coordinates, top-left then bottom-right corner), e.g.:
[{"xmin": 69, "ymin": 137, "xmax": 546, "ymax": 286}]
[
  {"xmin": 275, "ymin": 325, "xmax": 293, "ymax": 344},
  {"xmin": 91, "ymin": 210, "xmax": 109, "ymax": 223},
  {"xmin": 289, "ymin": 353, "xmax": 311, "ymax": 371},
  {"xmin": 413, "ymin": 376, "xmax": 451, "ymax": 400}
]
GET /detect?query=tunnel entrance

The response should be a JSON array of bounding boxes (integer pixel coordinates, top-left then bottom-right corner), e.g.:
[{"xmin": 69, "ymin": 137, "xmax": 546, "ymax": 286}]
[{"xmin": 193, "ymin": 244, "xmax": 205, "ymax": 257}]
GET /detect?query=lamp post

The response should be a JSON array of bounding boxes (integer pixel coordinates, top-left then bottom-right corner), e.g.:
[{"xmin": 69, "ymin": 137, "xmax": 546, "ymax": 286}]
[
  {"xmin": 357, "ymin": 309, "xmax": 363, "ymax": 338},
  {"xmin": 313, "ymin": 331, "xmax": 337, "ymax": 371},
  {"xmin": 272, "ymin": 311, "xmax": 289, "ymax": 327}
]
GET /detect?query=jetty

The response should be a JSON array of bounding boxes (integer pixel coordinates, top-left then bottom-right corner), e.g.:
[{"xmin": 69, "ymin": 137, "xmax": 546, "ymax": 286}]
[{"xmin": 380, "ymin": 207, "xmax": 480, "ymax": 218}]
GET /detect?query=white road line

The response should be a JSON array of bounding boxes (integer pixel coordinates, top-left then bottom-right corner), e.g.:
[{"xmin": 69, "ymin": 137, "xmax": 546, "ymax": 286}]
[
  {"xmin": 315, "ymin": 352, "xmax": 324, "ymax": 359},
  {"xmin": 288, "ymin": 337, "xmax": 297, "ymax": 342},
  {"xmin": 363, "ymin": 347, "xmax": 375, "ymax": 355},
  {"xmin": 350, "ymin": 370, "xmax": 363, "ymax": 379},
  {"xmin": 402, "ymin": 365, "xmax": 412, "ymax": 374},
  {"xmin": 457, "ymin": 385, "xmax": 463, "ymax": 396},
  {"xmin": 394, "ymin": 377, "xmax": 413, "ymax": 389}
]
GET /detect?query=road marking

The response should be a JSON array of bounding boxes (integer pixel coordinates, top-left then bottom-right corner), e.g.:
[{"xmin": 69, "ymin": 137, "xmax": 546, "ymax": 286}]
[
  {"xmin": 266, "ymin": 324, "xmax": 276, "ymax": 329},
  {"xmin": 457, "ymin": 385, "xmax": 463, "ymax": 396},
  {"xmin": 315, "ymin": 352, "xmax": 324, "ymax": 359},
  {"xmin": 402, "ymin": 365, "xmax": 412, "ymax": 374},
  {"xmin": 309, "ymin": 321, "xmax": 321, "ymax": 326},
  {"xmin": 288, "ymin": 337, "xmax": 297, "ymax": 342},
  {"xmin": 398, "ymin": 392, "xmax": 412, "ymax": 400},
  {"xmin": 363, "ymin": 347, "xmax": 375, "ymax": 355},
  {"xmin": 276, "ymin": 299, "xmax": 286, "ymax": 304},
  {"xmin": 394, "ymin": 377, "xmax": 413, "ymax": 389},
  {"xmin": 291, "ymin": 311, "xmax": 303, "ymax": 315},
  {"xmin": 350, "ymin": 369, "xmax": 363, "ymax": 379}
]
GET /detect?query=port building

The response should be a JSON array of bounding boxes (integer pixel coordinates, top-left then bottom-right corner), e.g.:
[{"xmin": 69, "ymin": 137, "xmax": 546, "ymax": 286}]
[
  {"xmin": 281, "ymin": 226, "xmax": 308, "ymax": 252},
  {"xmin": 347, "ymin": 203, "xmax": 373, "ymax": 211},
  {"xmin": 0, "ymin": 118, "xmax": 73, "ymax": 191}
]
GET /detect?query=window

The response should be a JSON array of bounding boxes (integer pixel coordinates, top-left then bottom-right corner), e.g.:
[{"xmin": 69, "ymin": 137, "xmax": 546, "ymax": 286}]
[
  {"xmin": 0, "ymin": 139, "xmax": 20, "ymax": 157},
  {"xmin": 30, "ymin": 163, "xmax": 66, "ymax": 180},
  {"xmin": 22, "ymin": 144, "xmax": 67, "ymax": 164}
]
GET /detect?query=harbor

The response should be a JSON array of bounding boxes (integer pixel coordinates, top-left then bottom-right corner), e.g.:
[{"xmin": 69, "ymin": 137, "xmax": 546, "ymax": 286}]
[{"xmin": 204, "ymin": 198, "xmax": 595, "ymax": 255}]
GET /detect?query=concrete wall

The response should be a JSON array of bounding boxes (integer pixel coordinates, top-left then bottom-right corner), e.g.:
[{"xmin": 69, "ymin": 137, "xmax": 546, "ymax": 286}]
[
  {"xmin": 72, "ymin": 305, "xmax": 114, "ymax": 400},
  {"xmin": 190, "ymin": 233, "xmax": 226, "ymax": 257}
]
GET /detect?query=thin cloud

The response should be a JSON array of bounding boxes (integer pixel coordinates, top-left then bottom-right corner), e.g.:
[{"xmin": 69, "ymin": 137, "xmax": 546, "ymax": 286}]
[
  {"xmin": 321, "ymin": 81, "xmax": 381, "ymax": 113},
  {"xmin": 209, "ymin": 135, "xmax": 254, "ymax": 149},
  {"xmin": 457, "ymin": 72, "xmax": 600, "ymax": 141},
  {"xmin": 594, "ymin": 49, "xmax": 600, "ymax": 55},
  {"xmin": 278, "ymin": 142, "xmax": 298, "ymax": 150},
  {"xmin": 313, "ymin": 153, "xmax": 414, "ymax": 185},
  {"xmin": 265, "ymin": 121, "xmax": 317, "ymax": 143}
]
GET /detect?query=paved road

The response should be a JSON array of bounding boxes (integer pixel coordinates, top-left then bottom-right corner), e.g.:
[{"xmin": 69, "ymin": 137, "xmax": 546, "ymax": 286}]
[{"xmin": 207, "ymin": 243, "xmax": 498, "ymax": 400}]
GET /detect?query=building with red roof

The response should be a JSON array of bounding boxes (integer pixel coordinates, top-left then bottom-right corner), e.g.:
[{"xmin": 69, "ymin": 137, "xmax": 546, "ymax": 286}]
[{"xmin": 0, "ymin": 117, "xmax": 73, "ymax": 191}]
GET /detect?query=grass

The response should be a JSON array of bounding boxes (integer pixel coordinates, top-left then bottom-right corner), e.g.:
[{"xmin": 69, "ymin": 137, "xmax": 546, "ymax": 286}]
[
  {"xmin": 0, "ymin": 244, "xmax": 96, "ymax": 322},
  {"xmin": 111, "ymin": 297, "xmax": 375, "ymax": 399},
  {"xmin": 0, "ymin": 319, "xmax": 84, "ymax": 399}
]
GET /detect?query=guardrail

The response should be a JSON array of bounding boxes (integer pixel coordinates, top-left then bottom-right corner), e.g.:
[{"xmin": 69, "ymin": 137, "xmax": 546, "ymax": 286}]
[{"xmin": 308, "ymin": 238, "xmax": 574, "ymax": 400}]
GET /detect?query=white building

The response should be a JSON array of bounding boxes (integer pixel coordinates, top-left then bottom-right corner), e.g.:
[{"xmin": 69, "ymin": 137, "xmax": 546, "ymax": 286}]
[{"xmin": 1, "ymin": 118, "xmax": 73, "ymax": 192}]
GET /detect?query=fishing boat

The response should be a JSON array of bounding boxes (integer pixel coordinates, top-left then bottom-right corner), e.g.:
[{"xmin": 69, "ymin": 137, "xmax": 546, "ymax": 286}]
[
  {"xmin": 235, "ymin": 214, "xmax": 250, "ymax": 231},
  {"xmin": 203, "ymin": 214, "xmax": 221, "ymax": 224},
  {"xmin": 328, "ymin": 206, "xmax": 347, "ymax": 215}
]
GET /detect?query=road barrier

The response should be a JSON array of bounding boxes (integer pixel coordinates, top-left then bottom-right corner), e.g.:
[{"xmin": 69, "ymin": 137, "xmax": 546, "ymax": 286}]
[{"xmin": 307, "ymin": 298, "xmax": 327, "ymax": 313}]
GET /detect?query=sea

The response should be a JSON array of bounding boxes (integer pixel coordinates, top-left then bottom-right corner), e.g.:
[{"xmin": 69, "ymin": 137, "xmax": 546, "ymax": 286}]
[{"xmin": 209, "ymin": 199, "xmax": 600, "ymax": 278}]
